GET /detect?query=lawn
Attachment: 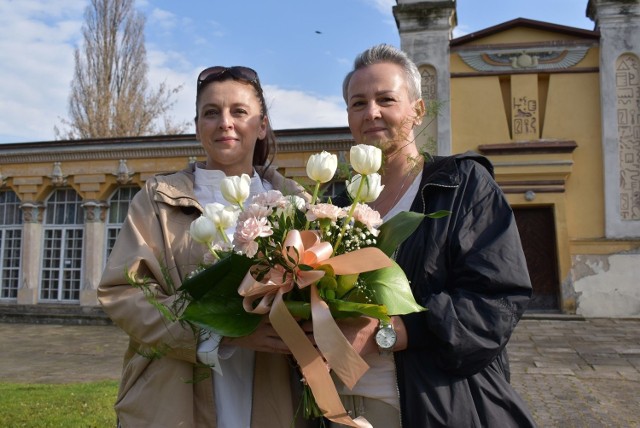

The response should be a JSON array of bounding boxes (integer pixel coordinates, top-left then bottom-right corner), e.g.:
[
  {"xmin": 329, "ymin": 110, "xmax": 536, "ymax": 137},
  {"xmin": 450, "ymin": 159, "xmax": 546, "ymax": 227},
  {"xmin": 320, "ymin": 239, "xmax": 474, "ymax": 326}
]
[{"xmin": 0, "ymin": 381, "xmax": 118, "ymax": 427}]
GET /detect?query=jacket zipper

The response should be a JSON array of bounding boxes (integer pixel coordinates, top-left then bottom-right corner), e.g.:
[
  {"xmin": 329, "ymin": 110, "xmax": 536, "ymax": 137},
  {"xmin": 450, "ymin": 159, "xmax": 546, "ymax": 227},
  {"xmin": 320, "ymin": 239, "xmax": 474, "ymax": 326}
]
[{"xmin": 391, "ymin": 180, "xmax": 457, "ymax": 427}]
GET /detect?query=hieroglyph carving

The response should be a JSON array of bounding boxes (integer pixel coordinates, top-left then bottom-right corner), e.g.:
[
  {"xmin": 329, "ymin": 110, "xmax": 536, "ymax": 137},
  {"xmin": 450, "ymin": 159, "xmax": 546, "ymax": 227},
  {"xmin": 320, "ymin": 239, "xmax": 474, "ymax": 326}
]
[{"xmin": 616, "ymin": 54, "xmax": 640, "ymax": 220}]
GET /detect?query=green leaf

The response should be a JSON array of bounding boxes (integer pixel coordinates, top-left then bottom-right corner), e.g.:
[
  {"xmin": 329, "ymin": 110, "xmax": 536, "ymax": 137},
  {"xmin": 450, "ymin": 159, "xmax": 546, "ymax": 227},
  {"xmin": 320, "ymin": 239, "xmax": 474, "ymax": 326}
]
[
  {"xmin": 426, "ymin": 209, "xmax": 451, "ymax": 219},
  {"xmin": 327, "ymin": 299, "xmax": 389, "ymax": 322},
  {"xmin": 182, "ymin": 296, "xmax": 262, "ymax": 337},
  {"xmin": 361, "ymin": 261, "xmax": 426, "ymax": 315},
  {"xmin": 179, "ymin": 253, "xmax": 260, "ymax": 337},
  {"xmin": 285, "ymin": 300, "xmax": 311, "ymax": 319},
  {"xmin": 179, "ymin": 253, "xmax": 254, "ymax": 300},
  {"xmin": 376, "ymin": 211, "xmax": 426, "ymax": 257}
]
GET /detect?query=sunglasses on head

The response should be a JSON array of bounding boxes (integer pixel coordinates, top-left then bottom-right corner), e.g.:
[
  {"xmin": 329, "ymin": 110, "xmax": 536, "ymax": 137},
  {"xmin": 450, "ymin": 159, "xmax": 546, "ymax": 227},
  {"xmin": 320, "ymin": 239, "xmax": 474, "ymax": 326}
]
[{"xmin": 197, "ymin": 66, "xmax": 260, "ymax": 89}]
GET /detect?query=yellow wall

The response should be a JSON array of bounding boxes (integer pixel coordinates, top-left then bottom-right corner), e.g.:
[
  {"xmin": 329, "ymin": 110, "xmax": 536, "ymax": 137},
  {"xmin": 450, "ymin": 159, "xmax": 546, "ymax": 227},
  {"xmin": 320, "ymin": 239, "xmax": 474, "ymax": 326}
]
[
  {"xmin": 543, "ymin": 73, "xmax": 603, "ymax": 238},
  {"xmin": 450, "ymin": 76, "xmax": 511, "ymax": 149}
]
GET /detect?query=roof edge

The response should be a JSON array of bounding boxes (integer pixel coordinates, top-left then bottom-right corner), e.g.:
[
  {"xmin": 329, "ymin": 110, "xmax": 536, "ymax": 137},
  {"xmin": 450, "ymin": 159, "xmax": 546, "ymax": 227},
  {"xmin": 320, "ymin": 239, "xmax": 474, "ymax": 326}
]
[{"xmin": 451, "ymin": 17, "xmax": 599, "ymax": 47}]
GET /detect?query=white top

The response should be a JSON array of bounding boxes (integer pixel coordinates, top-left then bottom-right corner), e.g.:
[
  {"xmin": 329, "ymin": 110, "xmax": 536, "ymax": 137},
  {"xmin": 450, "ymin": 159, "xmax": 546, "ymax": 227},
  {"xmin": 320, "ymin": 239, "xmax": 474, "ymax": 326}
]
[
  {"xmin": 335, "ymin": 171, "xmax": 423, "ymax": 409},
  {"xmin": 193, "ymin": 166, "xmax": 272, "ymax": 428}
]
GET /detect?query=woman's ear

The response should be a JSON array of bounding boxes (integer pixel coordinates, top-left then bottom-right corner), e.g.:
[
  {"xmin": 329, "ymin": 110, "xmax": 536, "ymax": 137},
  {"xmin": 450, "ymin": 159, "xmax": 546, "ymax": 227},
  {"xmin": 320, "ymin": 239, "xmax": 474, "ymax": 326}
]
[
  {"xmin": 413, "ymin": 99, "xmax": 426, "ymax": 127},
  {"xmin": 258, "ymin": 116, "xmax": 268, "ymax": 140}
]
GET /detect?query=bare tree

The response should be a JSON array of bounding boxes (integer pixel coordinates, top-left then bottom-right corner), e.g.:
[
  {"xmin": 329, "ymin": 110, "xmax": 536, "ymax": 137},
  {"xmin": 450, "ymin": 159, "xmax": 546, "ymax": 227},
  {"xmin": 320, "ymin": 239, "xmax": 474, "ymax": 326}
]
[{"xmin": 56, "ymin": 0, "xmax": 188, "ymax": 139}]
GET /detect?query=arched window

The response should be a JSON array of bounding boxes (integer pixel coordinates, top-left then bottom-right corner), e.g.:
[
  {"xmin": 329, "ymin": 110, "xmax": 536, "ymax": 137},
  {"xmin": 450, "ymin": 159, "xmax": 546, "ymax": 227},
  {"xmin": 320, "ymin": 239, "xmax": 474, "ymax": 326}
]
[
  {"xmin": 105, "ymin": 186, "xmax": 140, "ymax": 261},
  {"xmin": 41, "ymin": 189, "xmax": 84, "ymax": 302},
  {"xmin": 0, "ymin": 190, "xmax": 22, "ymax": 299}
]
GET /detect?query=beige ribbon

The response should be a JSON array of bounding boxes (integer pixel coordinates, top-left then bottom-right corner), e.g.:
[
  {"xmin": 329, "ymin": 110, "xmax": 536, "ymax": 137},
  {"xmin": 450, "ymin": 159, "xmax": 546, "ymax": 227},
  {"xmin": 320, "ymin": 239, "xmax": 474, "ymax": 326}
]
[{"xmin": 238, "ymin": 229, "xmax": 392, "ymax": 427}]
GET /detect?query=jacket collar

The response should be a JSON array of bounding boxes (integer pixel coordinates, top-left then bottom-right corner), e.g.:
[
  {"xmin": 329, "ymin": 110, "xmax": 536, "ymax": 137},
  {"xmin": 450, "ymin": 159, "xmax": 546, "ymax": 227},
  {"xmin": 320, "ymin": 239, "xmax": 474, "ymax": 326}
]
[
  {"xmin": 422, "ymin": 151, "xmax": 494, "ymax": 188},
  {"xmin": 152, "ymin": 162, "xmax": 309, "ymax": 210}
]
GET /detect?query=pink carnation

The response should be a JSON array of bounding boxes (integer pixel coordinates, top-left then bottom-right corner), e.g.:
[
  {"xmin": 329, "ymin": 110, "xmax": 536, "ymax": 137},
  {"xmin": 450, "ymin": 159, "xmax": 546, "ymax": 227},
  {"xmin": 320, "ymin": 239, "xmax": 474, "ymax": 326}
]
[
  {"xmin": 251, "ymin": 190, "xmax": 284, "ymax": 207},
  {"xmin": 352, "ymin": 203, "xmax": 382, "ymax": 236},
  {"xmin": 239, "ymin": 203, "xmax": 272, "ymax": 222},
  {"xmin": 233, "ymin": 217, "xmax": 273, "ymax": 257},
  {"xmin": 306, "ymin": 203, "xmax": 347, "ymax": 222}
]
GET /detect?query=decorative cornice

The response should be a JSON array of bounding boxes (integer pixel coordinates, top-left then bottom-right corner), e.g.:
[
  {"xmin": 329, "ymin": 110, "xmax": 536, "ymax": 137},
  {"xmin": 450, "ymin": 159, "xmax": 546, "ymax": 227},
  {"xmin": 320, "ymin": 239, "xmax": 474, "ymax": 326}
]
[
  {"xmin": 480, "ymin": 140, "xmax": 578, "ymax": 195},
  {"xmin": 450, "ymin": 18, "xmax": 599, "ymax": 47},
  {"xmin": 0, "ymin": 128, "xmax": 355, "ymax": 164},
  {"xmin": 452, "ymin": 68, "xmax": 600, "ymax": 78},
  {"xmin": 393, "ymin": 1, "xmax": 457, "ymax": 33},
  {"xmin": 478, "ymin": 140, "xmax": 578, "ymax": 155}
]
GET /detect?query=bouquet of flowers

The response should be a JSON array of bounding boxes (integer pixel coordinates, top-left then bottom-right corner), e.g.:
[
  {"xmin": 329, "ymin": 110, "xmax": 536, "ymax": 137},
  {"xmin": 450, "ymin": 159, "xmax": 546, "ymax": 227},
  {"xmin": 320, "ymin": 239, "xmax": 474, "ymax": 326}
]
[{"xmin": 177, "ymin": 144, "xmax": 448, "ymax": 426}]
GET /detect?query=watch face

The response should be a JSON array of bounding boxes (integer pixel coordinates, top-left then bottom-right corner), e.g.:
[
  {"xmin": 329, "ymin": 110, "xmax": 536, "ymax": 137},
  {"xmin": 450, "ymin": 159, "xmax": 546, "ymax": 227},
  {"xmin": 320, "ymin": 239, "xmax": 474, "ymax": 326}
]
[{"xmin": 375, "ymin": 326, "xmax": 397, "ymax": 349}]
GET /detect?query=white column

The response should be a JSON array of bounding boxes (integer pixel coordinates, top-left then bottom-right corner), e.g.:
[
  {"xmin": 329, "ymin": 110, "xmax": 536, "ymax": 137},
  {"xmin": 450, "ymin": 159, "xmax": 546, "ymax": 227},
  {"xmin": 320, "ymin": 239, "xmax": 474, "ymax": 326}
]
[
  {"xmin": 393, "ymin": 0, "xmax": 457, "ymax": 155},
  {"xmin": 80, "ymin": 201, "xmax": 108, "ymax": 306},
  {"xmin": 588, "ymin": 0, "xmax": 640, "ymax": 238},
  {"xmin": 17, "ymin": 203, "xmax": 44, "ymax": 304}
]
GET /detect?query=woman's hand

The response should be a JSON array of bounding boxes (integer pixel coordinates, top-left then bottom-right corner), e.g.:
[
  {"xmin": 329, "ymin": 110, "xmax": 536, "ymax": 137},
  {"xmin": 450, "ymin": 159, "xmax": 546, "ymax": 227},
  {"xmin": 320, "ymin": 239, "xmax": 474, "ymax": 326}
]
[
  {"xmin": 336, "ymin": 316, "xmax": 379, "ymax": 357},
  {"xmin": 221, "ymin": 318, "xmax": 291, "ymax": 354},
  {"xmin": 323, "ymin": 315, "xmax": 408, "ymax": 356}
]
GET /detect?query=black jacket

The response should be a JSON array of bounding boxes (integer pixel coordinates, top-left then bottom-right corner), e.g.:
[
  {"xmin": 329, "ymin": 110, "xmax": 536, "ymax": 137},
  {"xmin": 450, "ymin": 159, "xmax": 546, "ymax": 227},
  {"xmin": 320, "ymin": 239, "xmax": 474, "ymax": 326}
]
[{"xmin": 392, "ymin": 152, "xmax": 535, "ymax": 427}]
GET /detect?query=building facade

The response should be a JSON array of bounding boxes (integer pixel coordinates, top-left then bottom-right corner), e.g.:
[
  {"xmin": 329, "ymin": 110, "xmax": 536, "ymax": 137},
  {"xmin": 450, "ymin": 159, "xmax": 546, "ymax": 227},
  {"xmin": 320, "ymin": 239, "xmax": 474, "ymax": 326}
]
[
  {"xmin": 394, "ymin": 0, "xmax": 640, "ymax": 316},
  {"xmin": 1, "ymin": 0, "xmax": 639, "ymax": 317},
  {"xmin": 0, "ymin": 129, "xmax": 353, "ymax": 314}
]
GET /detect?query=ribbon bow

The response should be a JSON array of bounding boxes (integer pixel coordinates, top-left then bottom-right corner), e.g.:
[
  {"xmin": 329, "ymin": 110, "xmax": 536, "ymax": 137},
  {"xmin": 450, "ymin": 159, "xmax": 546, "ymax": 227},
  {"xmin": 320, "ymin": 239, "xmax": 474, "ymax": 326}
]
[{"xmin": 238, "ymin": 229, "xmax": 392, "ymax": 427}]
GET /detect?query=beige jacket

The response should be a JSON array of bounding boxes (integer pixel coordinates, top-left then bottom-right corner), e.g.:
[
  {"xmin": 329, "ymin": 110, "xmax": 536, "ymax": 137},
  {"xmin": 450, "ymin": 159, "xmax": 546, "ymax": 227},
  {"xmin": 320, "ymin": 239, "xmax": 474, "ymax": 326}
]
[{"xmin": 99, "ymin": 164, "xmax": 310, "ymax": 428}]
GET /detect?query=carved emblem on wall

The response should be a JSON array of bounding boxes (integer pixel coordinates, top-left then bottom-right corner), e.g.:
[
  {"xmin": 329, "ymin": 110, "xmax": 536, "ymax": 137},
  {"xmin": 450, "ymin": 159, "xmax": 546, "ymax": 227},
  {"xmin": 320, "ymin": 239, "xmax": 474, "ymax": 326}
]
[
  {"xmin": 458, "ymin": 46, "xmax": 590, "ymax": 72},
  {"xmin": 50, "ymin": 162, "xmax": 67, "ymax": 186},
  {"xmin": 21, "ymin": 202, "xmax": 44, "ymax": 223},
  {"xmin": 83, "ymin": 200, "xmax": 108, "ymax": 222},
  {"xmin": 113, "ymin": 159, "xmax": 134, "ymax": 185}
]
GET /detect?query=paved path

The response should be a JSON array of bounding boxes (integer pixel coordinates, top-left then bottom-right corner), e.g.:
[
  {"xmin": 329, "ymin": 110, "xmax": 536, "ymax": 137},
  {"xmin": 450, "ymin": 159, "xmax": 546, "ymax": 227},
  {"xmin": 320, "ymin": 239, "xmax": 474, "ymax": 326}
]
[{"xmin": 1, "ymin": 317, "xmax": 639, "ymax": 427}]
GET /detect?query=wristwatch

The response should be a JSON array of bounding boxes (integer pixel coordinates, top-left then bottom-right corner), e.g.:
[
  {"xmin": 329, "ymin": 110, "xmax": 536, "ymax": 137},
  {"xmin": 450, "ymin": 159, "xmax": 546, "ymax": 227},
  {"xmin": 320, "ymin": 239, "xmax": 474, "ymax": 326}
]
[{"xmin": 375, "ymin": 321, "xmax": 397, "ymax": 354}]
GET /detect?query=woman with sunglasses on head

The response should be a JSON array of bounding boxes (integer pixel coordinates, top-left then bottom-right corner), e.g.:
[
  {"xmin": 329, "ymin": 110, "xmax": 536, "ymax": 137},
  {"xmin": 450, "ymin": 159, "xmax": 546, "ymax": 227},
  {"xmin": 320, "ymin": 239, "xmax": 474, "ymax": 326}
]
[
  {"xmin": 99, "ymin": 66, "xmax": 311, "ymax": 428},
  {"xmin": 326, "ymin": 44, "xmax": 536, "ymax": 427}
]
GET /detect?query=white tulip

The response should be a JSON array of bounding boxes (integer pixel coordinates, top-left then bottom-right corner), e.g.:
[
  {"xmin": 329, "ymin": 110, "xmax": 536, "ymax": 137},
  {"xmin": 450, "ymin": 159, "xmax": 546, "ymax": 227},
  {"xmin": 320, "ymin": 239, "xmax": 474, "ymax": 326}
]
[
  {"xmin": 204, "ymin": 203, "xmax": 239, "ymax": 230},
  {"xmin": 189, "ymin": 216, "xmax": 218, "ymax": 244},
  {"xmin": 221, "ymin": 174, "xmax": 251, "ymax": 206},
  {"xmin": 350, "ymin": 144, "xmax": 382, "ymax": 175},
  {"xmin": 306, "ymin": 151, "xmax": 338, "ymax": 183},
  {"xmin": 346, "ymin": 173, "xmax": 384, "ymax": 203}
]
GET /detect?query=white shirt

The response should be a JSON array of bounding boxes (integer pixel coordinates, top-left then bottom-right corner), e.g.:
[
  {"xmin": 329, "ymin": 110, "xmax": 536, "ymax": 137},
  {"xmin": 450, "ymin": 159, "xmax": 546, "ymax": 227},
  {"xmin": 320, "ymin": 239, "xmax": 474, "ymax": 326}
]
[
  {"xmin": 193, "ymin": 166, "xmax": 272, "ymax": 428},
  {"xmin": 335, "ymin": 171, "xmax": 423, "ymax": 409}
]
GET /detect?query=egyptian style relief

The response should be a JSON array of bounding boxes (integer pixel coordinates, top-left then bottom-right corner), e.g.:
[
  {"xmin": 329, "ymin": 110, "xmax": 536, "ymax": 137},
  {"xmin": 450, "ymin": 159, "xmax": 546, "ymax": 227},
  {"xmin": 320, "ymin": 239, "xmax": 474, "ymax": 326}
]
[
  {"xmin": 457, "ymin": 46, "xmax": 590, "ymax": 72},
  {"xmin": 419, "ymin": 65, "xmax": 438, "ymax": 153},
  {"xmin": 616, "ymin": 54, "xmax": 640, "ymax": 220},
  {"xmin": 420, "ymin": 65, "xmax": 437, "ymax": 101},
  {"xmin": 512, "ymin": 95, "xmax": 538, "ymax": 140}
]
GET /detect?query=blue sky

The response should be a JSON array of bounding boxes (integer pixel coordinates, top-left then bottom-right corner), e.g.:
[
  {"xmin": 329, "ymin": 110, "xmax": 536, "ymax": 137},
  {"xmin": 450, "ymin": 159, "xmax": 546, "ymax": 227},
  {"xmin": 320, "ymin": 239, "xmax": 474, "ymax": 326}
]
[{"xmin": 0, "ymin": 0, "xmax": 595, "ymax": 144}]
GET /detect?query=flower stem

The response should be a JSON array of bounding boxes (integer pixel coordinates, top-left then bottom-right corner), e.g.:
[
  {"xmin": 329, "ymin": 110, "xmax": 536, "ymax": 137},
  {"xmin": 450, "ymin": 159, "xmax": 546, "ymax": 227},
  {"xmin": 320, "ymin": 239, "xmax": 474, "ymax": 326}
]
[
  {"xmin": 304, "ymin": 181, "xmax": 321, "ymax": 230},
  {"xmin": 332, "ymin": 175, "xmax": 366, "ymax": 255},
  {"xmin": 207, "ymin": 243, "xmax": 221, "ymax": 260},
  {"xmin": 217, "ymin": 226, "xmax": 231, "ymax": 244}
]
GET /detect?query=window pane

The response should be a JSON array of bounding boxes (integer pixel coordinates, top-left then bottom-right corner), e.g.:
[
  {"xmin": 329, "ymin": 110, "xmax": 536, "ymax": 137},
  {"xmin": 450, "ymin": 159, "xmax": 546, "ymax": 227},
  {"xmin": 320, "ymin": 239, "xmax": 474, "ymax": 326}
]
[
  {"xmin": 41, "ymin": 197, "xmax": 84, "ymax": 302},
  {"xmin": 0, "ymin": 191, "xmax": 23, "ymax": 299}
]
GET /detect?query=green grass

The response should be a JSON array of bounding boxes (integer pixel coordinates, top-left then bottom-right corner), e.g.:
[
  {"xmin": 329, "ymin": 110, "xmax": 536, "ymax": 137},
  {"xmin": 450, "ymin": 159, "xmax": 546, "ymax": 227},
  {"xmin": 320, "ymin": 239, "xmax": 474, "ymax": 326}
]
[{"xmin": 0, "ymin": 381, "xmax": 118, "ymax": 427}]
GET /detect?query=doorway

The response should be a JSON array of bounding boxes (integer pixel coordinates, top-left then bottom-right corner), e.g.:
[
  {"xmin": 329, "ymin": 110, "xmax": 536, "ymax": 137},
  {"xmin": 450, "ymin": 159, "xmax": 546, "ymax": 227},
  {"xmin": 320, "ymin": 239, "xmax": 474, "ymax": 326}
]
[{"xmin": 513, "ymin": 206, "xmax": 560, "ymax": 311}]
